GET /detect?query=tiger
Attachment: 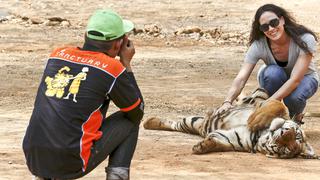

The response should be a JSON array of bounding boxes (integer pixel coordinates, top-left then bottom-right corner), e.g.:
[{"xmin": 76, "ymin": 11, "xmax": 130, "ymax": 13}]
[{"xmin": 143, "ymin": 88, "xmax": 318, "ymax": 159}]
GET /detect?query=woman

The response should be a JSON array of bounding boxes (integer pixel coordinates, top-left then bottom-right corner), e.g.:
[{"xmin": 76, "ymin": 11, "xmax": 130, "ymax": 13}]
[{"xmin": 217, "ymin": 4, "xmax": 318, "ymax": 123}]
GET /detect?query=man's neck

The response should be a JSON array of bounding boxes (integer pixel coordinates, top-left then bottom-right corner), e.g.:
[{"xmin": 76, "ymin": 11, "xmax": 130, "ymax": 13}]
[
  {"xmin": 82, "ymin": 42, "xmax": 103, "ymax": 52},
  {"xmin": 82, "ymin": 42, "xmax": 115, "ymax": 58}
]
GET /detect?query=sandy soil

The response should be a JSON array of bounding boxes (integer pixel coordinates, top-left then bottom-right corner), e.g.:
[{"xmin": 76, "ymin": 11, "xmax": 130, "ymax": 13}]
[{"xmin": 0, "ymin": 0, "xmax": 320, "ymax": 179}]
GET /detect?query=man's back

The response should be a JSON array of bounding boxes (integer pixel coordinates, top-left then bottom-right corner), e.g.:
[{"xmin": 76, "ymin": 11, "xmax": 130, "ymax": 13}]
[{"xmin": 23, "ymin": 47, "xmax": 133, "ymax": 177}]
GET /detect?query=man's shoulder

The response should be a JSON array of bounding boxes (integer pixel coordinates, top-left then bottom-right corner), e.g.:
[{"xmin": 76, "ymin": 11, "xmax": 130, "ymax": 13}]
[{"xmin": 49, "ymin": 47, "xmax": 125, "ymax": 78}]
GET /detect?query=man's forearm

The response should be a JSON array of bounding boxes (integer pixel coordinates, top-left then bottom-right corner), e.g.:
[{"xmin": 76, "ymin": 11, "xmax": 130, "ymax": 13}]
[{"xmin": 126, "ymin": 72, "xmax": 143, "ymax": 102}]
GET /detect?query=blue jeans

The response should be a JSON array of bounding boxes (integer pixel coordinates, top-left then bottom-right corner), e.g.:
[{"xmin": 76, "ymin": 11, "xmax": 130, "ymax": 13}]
[{"xmin": 258, "ymin": 65, "xmax": 318, "ymax": 118}]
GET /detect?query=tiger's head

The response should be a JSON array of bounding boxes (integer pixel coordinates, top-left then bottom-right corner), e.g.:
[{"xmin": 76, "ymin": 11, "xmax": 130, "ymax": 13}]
[{"xmin": 258, "ymin": 118, "xmax": 317, "ymax": 159}]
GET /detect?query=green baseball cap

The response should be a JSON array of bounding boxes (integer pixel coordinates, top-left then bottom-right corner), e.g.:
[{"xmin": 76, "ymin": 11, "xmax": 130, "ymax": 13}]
[{"xmin": 86, "ymin": 9, "xmax": 134, "ymax": 41}]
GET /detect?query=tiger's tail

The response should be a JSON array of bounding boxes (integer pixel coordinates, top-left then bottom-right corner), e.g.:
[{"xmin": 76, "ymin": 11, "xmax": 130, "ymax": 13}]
[{"xmin": 143, "ymin": 116, "xmax": 206, "ymax": 136}]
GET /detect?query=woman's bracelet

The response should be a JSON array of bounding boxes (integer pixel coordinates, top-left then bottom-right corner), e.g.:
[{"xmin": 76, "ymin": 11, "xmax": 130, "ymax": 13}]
[{"xmin": 222, "ymin": 100, "xmax": 232, "ymax": 105}]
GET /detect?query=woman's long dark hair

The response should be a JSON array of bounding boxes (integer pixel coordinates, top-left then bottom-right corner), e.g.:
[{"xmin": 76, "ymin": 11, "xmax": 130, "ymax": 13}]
[{"xmin": 249, "ymin": 4, "xmax": 318, "ymax": 54}]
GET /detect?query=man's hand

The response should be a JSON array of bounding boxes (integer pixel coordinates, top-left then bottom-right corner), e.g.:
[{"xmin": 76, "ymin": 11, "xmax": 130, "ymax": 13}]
[
  {"xmin": 215, "ymin": 101, "xmax": 233, "ymax": 115},
  {"xmin": 119, "ymin": 35, "xmax": 135, "ymax": 72}
]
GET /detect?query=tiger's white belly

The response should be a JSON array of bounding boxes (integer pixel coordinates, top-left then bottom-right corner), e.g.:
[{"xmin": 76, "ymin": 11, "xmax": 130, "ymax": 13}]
[{"xmin": 217, "ymin": 108, "xmax": 254, "ymax": 130}]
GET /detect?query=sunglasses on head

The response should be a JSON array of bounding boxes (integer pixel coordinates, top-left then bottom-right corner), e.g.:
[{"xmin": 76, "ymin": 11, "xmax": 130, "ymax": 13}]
[{"xmin": 259, "ymin": 18, "xmax": 280, "ymax": 32}]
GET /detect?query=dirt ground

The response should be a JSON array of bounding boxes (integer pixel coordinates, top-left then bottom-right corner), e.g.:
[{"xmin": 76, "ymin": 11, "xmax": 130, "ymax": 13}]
[{"xmin": 0, "ymin": 0, "xmax": 320, "ymax": 179}]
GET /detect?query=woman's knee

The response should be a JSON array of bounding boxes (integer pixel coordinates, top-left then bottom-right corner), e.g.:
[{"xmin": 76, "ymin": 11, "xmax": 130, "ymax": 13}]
[
  {"xmin": 284, "ymin": 94, "xmax": 306, "ymax": 116},
  {"xmin": 261, "ymin": 65, "xmax": 287, "ymax": 82},
  {"xmin": 259, "ymin": 65, "xmax": 287, "ymax": 95},
  {"xmin": 284, "ymin": 94, "xmax": 306, "ymax": 105}
]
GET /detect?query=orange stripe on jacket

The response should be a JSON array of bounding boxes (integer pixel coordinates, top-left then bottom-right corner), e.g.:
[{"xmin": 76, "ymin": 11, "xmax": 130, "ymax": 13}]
[
  {"xmin": 50, "ymin": 47, "xmax": 125, "ymax": 78},
  {"xmin": 120, "ymin": 98, "xmax": 141, "ymax": 112},
  {"xmin": 80, "ymin": 108, "xmax": 103, "ymax": 172}
]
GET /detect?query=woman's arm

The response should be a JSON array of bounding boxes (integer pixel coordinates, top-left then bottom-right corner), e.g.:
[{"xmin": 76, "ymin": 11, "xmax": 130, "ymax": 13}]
[
  {"xmin": 215, "ymin": 62, "xmax": 255, "ymax": 115},
  {"xmin": 270, "ymin": 53, "xmax": 312, "ymax": 100},
  {"xmin": 224, "ymin": 62, "xmax": 256, "ymax": 103}
]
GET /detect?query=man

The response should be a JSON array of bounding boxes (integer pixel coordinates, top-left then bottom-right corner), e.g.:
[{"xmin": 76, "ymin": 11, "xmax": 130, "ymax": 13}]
[{"xmin": 23, "ymin": 9, "xmax": 144, "ymax": 180}]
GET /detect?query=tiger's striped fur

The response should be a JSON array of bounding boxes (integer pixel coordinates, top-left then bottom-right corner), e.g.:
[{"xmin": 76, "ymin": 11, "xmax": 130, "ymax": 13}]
[{"xmin": 144, "ymin": 88, "xmax": 318, "ymax": 159}]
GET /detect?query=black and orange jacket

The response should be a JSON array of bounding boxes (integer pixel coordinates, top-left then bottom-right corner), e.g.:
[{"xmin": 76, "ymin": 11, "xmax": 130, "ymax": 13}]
[{"xmin": 22, "ymin": 47, "xmax": 144, "ymax": 178}]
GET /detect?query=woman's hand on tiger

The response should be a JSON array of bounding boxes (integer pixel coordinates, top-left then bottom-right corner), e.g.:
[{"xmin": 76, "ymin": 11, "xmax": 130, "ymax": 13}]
[{"xmin": 215, "ymin": 101, "xmax": 234, "ymax": 115}]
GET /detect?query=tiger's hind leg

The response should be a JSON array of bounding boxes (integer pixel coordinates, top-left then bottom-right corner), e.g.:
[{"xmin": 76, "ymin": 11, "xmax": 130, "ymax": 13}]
[{"xmin": 143, "ymin": 116, "xmax": 205, "ymax": 135}]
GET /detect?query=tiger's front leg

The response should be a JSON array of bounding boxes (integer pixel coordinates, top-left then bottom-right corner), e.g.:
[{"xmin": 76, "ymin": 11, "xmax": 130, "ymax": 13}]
[
  {"xmin": 192, "ymin": 127, "xmax": 252, "ymax": 154},
  {"xmin": 192, "ymin": 133, "xmax": 235, "ymax": 154}
]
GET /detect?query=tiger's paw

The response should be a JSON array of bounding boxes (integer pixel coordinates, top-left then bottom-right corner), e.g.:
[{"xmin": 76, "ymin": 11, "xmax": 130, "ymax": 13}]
[
  {"xmin": 247, "ymin": 99, "xmax": 289, "ymax": 132},
  {"xmin": 143, "ymin": 117, "xmax": 173, "ymax": 131},
  {"xmin": 301, "ymin": 154, "xmax": 320, "ymax": 159},
  {"xmin": 192, "ymin": 137, "xmax": 217, "ymax": 154},
  {"xmin": 143, "ymin": 117, "xmax": 163, "ymax": 129}
]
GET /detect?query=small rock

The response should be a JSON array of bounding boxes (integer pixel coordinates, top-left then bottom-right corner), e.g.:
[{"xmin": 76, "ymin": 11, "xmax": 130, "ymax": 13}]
[
  {"xmin": 133, "ymin": 28, "xmax": 143, "ymax": 34},
  {"xmin": 175, "ymin": 27, "xmax": 201, "ymax": 35},
  {"xmin": 44, "ymin": 20, "xmax": 60, "ymax": 26},
  {"xmin": 0, "ymin": 17, "xmax": 8, "ymax": 23},
  {"xmin": 61, "ymin": 20, "xmax": 70, "ymax": 27},
  {"xmin": 190, "ymin": 32, "xmax": 201, "ymax": 40},
  {"xmin": 21, "ymin": 16, "xmax": 29, "ymax": 21},
  {"xmin": 30, "ymin": 18, "xmax": 43, "ymax": 24},
  {"xmin": 144, "ymin": 24, "xmax": 161, "ymax": 35},
  {"xmin": 221, "ymin": 33, "xmax": 230, "ymax": 40},
  {"xmin": 48, "ymin": 17, "xmax": 67, "ymax": 22},
  {"xmin": 11, "ymin": 18, "xmax": 23, "ymax": 24}
]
